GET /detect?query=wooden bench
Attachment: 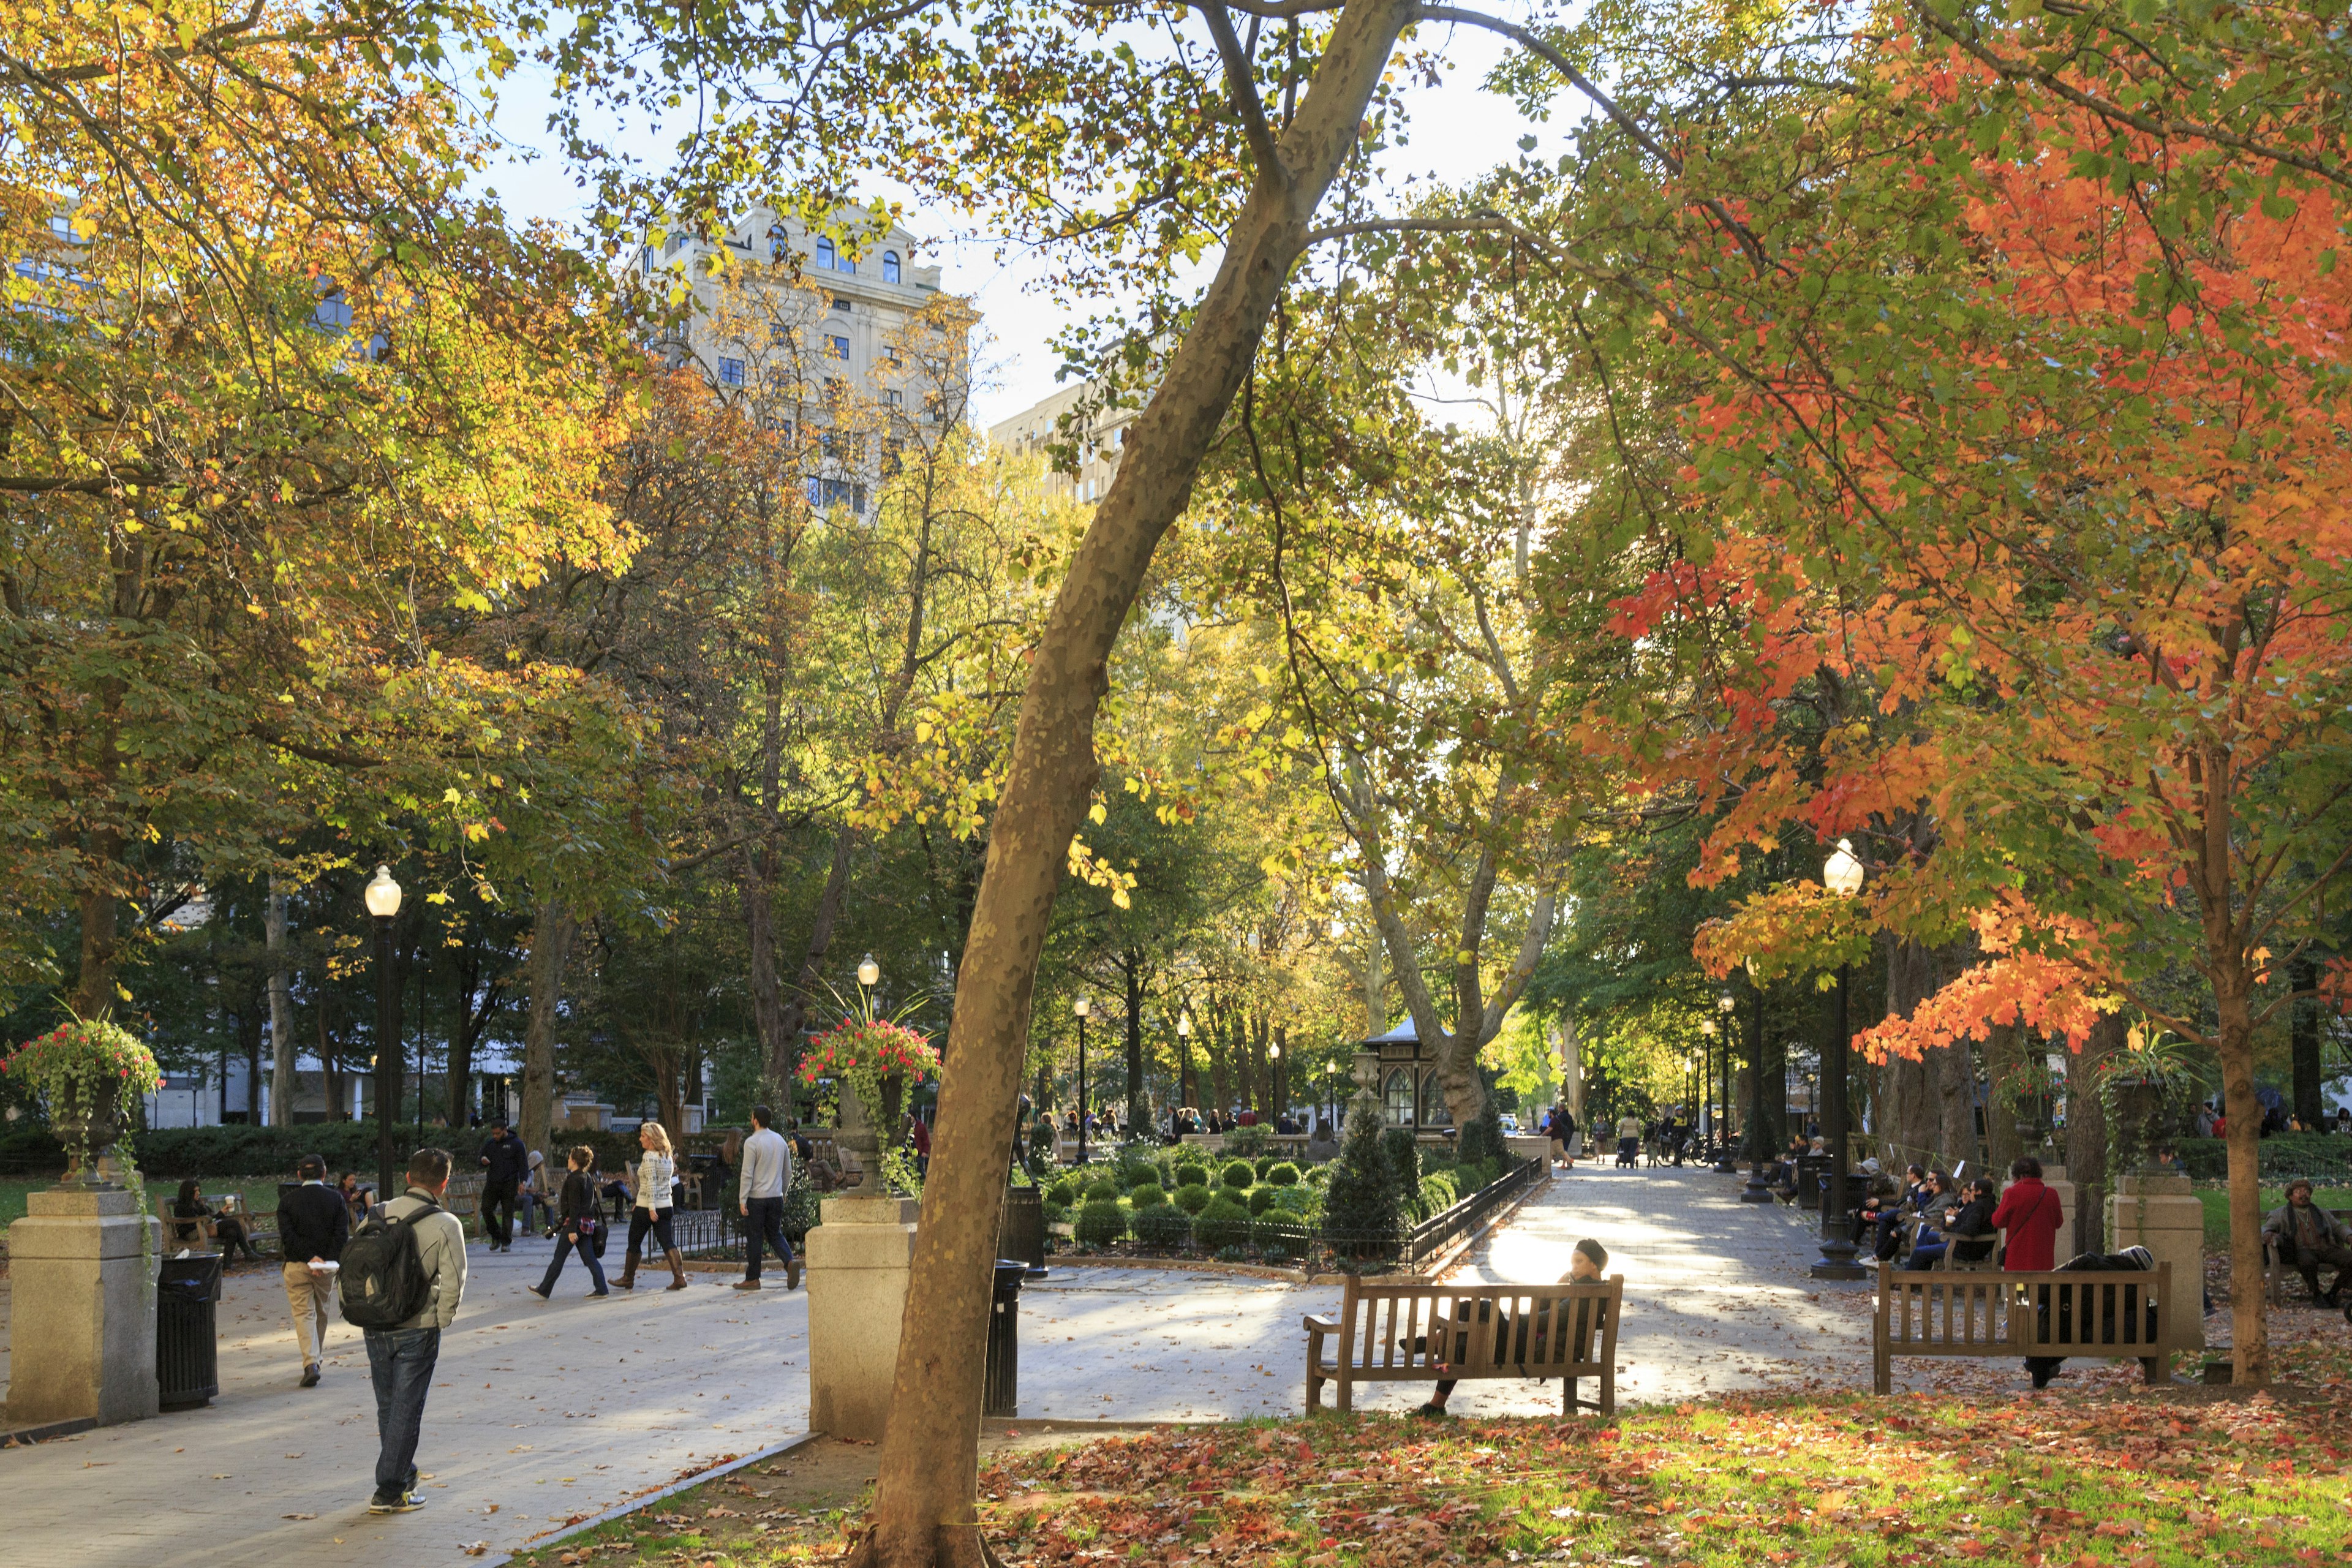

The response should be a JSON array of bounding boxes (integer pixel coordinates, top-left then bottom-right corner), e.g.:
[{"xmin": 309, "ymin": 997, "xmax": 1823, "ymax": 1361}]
[
  {"xmin": 1303, "ymin": 1273, "xmax": 1624, "ymax": 1416},
  {"xmin": 2263, "ymin": 1204, "xmax": 2352, "ymax": 1306},
  {"xmin": 1873, "ymin": 1261, "xmax": 2177, "ymax": 1394},
  {"xmin": 155, "ymin": 1197, "xmax": 279, "ymax": 1257}
]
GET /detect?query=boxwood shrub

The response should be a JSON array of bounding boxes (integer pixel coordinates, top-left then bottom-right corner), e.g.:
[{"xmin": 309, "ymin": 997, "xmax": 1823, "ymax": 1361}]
[
  {"xmin": 1265, "ymin": 1161, "xmax": 1301, "ymax": 1187},
  {"xmin": 1172, "ymin": 1182, "xmax": 1215, "ymax": 1215},
  {"xmin": 1129, "ymin": 1183, "xmax": 1168, "ymax": 1209},
  {"xmin": 1047, "ymin": 1175, "xmax": 1082, "ymax": 1206},
  {"xmin": 1246, "ymin": 1185, "xmax": 1280, "ymax": 1215},
  {"xmin": 1082, "ymin": 1176, "xmax": 1125, "ymax": 1204},
  {"xmin": 1174, "ymin": 1159, "xmax": 1212, "ymax": 1189},
  {"xmin": 1220, "ymin": 1159, "xmax": 1254, "ymax": 1191},
  {"xmin": 1193, "ymin": 1196, "xmax": 1255, "ymax": 1251},
  {"xmin": 1133, "ymin": 1204, "xmax": 1192, "ymax": 1251},
  {"xmin": 1074, "ymin": 1199, "xmax": 1128, "ymax": 1246}
]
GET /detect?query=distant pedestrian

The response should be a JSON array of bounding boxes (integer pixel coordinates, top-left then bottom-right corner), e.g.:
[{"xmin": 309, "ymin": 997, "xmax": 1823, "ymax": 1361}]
[
  {"xmin": 356, "ymin": 1148, "xmax": 467, "ymax": 1514},
  {"xmin": 618, "ymin": 1121, "xmax": 687, "ymax": 1292},
  {"xmin": 1990, "ymin": 1156, "xmax": 2064, "ymax": 1272},
  {"xmin": 527, "ymin": 1146, "xmax": 609, "ymax": 1300},
  {"xmin": 1615, "ymin": 1111, "xmax": 1643, "ymax": 1169},
  {"xmin": 735, "ymin": 1104, "xmax": 801, "ymax": 1292},
  {"xmin": 277, "ymin": 1153, "xmax": 350, "ymax": 1389},
  {"xmin": 476, "ymin": 1120, "xmax": 528, "ymax": 1251},
  {"xmin": 519, "ymin": 1148, "xmax": 551, "ymax": 1235}
]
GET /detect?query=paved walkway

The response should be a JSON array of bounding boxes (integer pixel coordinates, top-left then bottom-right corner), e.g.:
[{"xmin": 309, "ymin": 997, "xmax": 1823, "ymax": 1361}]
[{"xmin": 1, "ymin": 1167, "xmax": 1882, "ymax": 1565}]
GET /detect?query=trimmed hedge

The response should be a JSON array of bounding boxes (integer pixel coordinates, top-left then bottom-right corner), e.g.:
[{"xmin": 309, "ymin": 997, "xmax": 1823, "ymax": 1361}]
[
  {"xmin": 1129, "ymin": 1183, "xmax": 1169, "ymax": 1209},
  {"xmin": 1193, "ymin": 1196, "xmax": 1255, "ymax": 1251},
  {"xmin": 1074, "ymin": 1199, "xmax": 1128, "ymax": 1246},
  {"xmin": 1126, "ymin": 1167, "xmax": 1167, "ymax": 1193},
  {"xmin": 2176, "ymin": 1135, "xmax": 2352, "ymax": 1182},
  {"xmin": 1133, "ymin": 1204, "xmax": 1193, "ymax": 1250},
  {"xmin": 1172, "ymin": 1182, "xmax": 1215, "ymax": 1215},
  {"xmin": 1081, "ymin": 1176, "xmax": 1125, "ymax": 1204},
  {"xmin": 1174, "ymin": 1159, "xmax": 1211, "ymax": 1189},
  {"xmin": 1266, "ymin": 1161, "xmax": 1301, "ymax": 1187},
  {"xmin": 1246, "ymin": 1185, "xmax": 1280, "ymax": 1215},
  {"xmin": 1048, "ymin": 1175, "xmax": 1082, "ymax": 1206},
  {"xmin": 1220, "ymin": 1159, "xmax": 1254, "ymax": 1190}
]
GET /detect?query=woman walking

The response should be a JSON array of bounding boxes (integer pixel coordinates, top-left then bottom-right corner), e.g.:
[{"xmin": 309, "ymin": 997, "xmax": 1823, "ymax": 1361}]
[
  {"xmin": 618, "ymin": 1120, "xmax": 688, "ymax": 1292},
  {"xmin": 527, "ymin": 1147, "xmax": 610, "ymax": 1300}
]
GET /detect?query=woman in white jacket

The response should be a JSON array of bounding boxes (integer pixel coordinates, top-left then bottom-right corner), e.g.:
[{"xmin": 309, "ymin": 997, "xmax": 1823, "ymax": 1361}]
[{"xmin": 618, "ymin": 1121, "xmax": 687, "ymax": 1292}]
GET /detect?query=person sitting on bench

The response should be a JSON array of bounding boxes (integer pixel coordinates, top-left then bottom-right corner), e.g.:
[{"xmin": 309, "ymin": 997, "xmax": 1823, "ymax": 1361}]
[
  {"xmin": 1911, "ymin": 1177, "xmax": 1999, "ymax": 1267},
  {"xmin": 2264, "ymin": 1180, "xmax": 2351, "ymax": 1306},
  {"xmin": 1414, "ymin": 1238, "xmax": 1610, "ymax": 1417},
  {"xmin": 2023, "ymin": 1244, "xmax": 2155, "ymax": 1389}
]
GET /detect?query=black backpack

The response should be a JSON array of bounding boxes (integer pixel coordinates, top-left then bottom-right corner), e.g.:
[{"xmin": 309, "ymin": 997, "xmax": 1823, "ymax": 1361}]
[{"xmin": 338, "ymin": 1196, "xmax": 441, "ymax": 1329}]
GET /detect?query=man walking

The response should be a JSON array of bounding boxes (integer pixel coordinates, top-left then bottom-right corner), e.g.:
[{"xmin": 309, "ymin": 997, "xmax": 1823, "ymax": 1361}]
[
  {"xmin": 477, "ymin": 1120, "xmax": 529, "ymax": 1251},
  {"xmin": 736, "ymin": 1104, "xmax": 801, "ymax": 1291},
  {"xmin": 365, "ymin": 1148, "xmax": 467, "ymax": 1514},
  {"xmin": 278, "ymin": 1153, "xmax": 349, "ymax": 1388}
]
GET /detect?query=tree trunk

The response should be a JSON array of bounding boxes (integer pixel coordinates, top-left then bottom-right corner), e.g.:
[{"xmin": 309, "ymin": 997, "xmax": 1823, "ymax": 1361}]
[
  {"xmin": 2216, "ymin": 974, "xmax": 2270, "ymax": 1383},
  {"xmin": 519, "ymin": 900, "xmax": 578, "ymax": 1158},
  {"xmin": 320, "ymin": 1005, "xmax": 344, "ymax": 1121},
  {"xmin": 2067, "ymin": 1014, "xmax": 2121, "ymax": 1257},
  {"xmin": 1881, "ymin": 937, "xmax": 1940, "ymax": 1166},
  {"xmin": 69, "ymin": 828, "xmax": 124, "ymax": 1021},
  {"xmin": 241, "ymin": 1000, "xmax": 263, "ymax": 1121},
  {"xmin": 2290, "ymin": 956, "xmax": 2323, "ymax": 1129},
  {"xmin": 1980, "ymin": 1022, "xmax": 2026, "ymax": 1180},
  {"xmin": 855, "ymin": 10, "xmax": 1415, "ymax": 1557},
  {"xmin": 266, "ymin": 878, "xmax": 296, "ymax": 1126},
  {"xmin": 745, "ymin": 838, "xmax": 786, "ymax": 1084}
]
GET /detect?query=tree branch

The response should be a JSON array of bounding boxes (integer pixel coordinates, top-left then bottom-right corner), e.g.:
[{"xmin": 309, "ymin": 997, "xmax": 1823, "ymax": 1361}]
[{"xmin": 1200, "ymin": 1, "xmax": 1283, "ymax": 176}]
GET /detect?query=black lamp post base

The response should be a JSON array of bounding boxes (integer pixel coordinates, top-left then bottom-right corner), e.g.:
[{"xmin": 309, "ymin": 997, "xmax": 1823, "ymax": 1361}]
[
  {"xmin": 1740, "ymin": 1167, "xmax": 1775, "ymax": 1204},
  {"xmin": 1811, "ymin": 1237, "xmax": 1869, "ymax": 1280},
  {"xmin": 1713, "ymin": 1152, "xmax": 1740, "ymax": 1174}
]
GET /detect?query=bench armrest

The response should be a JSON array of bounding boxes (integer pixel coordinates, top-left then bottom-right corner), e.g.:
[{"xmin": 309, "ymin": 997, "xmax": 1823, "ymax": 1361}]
[{"xmin": 1302, "ymin": 1314, "xmax": 1338, "ymax": 1335}]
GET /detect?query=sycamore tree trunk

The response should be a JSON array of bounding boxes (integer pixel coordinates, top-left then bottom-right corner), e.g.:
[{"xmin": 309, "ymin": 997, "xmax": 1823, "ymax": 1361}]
[
  {"xmin": 519, "ymin": 899, "xmax": 577, "ymax": 1159},
  {"xmin": 267, "ymin": 877, "xmax": 296, "ymax": 1127},
  {"xmin": 2065, "ymin": 1014, "xmax": 2120, "ymax": 1257},
  {"xmin": 855, "ymin": 8, "xmax": 1417, "ymax": 1561}
]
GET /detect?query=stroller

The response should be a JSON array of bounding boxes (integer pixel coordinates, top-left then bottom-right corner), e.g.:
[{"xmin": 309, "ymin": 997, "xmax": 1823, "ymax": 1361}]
[{"xmin": 1615, "ymin": 1135, "xmax": 1639, "ymax": 1170}]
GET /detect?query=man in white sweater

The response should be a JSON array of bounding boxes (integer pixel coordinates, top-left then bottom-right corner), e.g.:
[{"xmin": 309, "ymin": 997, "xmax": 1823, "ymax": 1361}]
[{"xmin": 736, "ymin": 1104, "xmax": 801, "ymax": 1291}]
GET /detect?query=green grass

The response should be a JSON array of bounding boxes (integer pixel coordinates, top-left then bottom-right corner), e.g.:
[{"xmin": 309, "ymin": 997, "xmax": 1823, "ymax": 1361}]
[{"xmin": 1, "ymin": 1175, "xmax": 289, "ymax": 1233}]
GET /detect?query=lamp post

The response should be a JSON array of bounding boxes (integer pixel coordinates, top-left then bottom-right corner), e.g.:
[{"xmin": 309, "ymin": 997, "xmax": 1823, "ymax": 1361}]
[
  {"xmin": 1074, "ymin": 995, "xmax": 1091, "ymax": 1166},
  {"xmin": 1268, "ymin": 1039, "xmax": 1281, "ymax": 1123},
  {"xmin": 1324, "ymin": 1059, "xmax": 1337, "ymax": 1135},
  {"xmin": 1714, "ymin": 989, "xmax": 1740, "ymax": 1172},
  {"xmin": 1177, "ymin": 1010, "xmax": 1193, "ymax": 1114},
  {"xmin": 1739, "ymin": 976, "xmax": 1776, "ymax": 1202},
  {"xmin": 364, "ymin": 865, "xmax": 403, "ymax": 1199},
  {"xmin": 857, "ymin": 952, "xmax": 880, "ymax": 1017},
  {"xmin": 1814, "ymin": 837, "xmax": 1868, "ymax": 1280},
  {"xmin": 1700, "ymin": 1019, "xmax": 1721, "ymax": 1165}
]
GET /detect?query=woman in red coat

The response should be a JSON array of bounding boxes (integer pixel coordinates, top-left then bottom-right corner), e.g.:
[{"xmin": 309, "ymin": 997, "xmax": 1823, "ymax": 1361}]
[{"xmin": 1989, "ymin": 1156, "xmax": 2064, "ymax": 1271}]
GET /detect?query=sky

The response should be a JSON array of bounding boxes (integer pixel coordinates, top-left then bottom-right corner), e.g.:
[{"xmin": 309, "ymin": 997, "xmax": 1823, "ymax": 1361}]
[{"xmin": 472, "ymin": 18, "xmax": 1550, "ymax": 431}]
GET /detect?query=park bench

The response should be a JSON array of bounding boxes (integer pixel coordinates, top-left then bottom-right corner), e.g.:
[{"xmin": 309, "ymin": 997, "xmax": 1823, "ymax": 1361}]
[
  {"xmin": 1303, "ymin": 1272, "xmax": 1624, "ymax": 1416},
  {"xmin": 1872, "ymin": 1260, "xmax": 2178, "ymax": 1394},
  {"xmin": 156, "ymin": 1195, "xmax": 280, "ymax": 1258},
  {"xmin": 2263, "ymin": 1202, "xmax": 2352, "ymax": 1306}
]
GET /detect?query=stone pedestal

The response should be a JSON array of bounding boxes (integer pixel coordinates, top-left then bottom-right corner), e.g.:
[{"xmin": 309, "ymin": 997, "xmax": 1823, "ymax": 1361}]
[
  {"xmin": 2108, "ymin": 1172, "xmax": 2206, "ymax": 1351},
  {"xmin": 804, "ymin": 1194, "xmax": 918, "ymax": 1442},
  {"xmin": 4, "ymin": 1186, "xmax": 160, "ymax": 1429},
  {"xmin": 2038, "ymin": 1164, "xmax": 2078, "ymax": 1252}
]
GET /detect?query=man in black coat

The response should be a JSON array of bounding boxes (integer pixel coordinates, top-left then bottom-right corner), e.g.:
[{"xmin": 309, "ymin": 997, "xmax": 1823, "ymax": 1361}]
[
  {"xmin": 279, "ymin": 1153, "xmax": 352, "ymax": 1388},
  {"xmin": 477, "ymin": 1121, "xmax": 530, "ymax": 1251}
]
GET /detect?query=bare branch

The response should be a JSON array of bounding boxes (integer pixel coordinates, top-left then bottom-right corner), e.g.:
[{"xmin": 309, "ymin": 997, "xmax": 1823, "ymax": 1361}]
[{"xmin": 1200, "ymin": 1, "xmax": 1284, "ymax": 176}]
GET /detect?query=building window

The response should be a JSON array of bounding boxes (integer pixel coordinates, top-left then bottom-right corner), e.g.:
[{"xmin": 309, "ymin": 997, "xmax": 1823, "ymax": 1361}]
[
  {"xmin": 815, "ymin": 236, "xmax": 837, "ymax": 270},
  {"xmin": 883, "ymin": 251, "xmax": 902, "ymax": 284},
  {"xmin": 1420, "ymin": 1071, "xmax": 1452, "ymax": 1127},
  {"xmin": 883, "ymin": 388, "xmax": 903, "ymax": 408},
  {"xmin": 827, "ymin": 334, "xmax": 850, "ymax": 360},
  {"xmin": 1383, "ymin": 1068, "xmax": 1415, "ymax": 1128},
  {"xmin": 769, "ymin": 225, "xmax": 787, "ymax": 261},
  {"xmin": 717, "ymin": 356, "xmax": 745, "ymax": 386},
  {"xmin": 831, "ymin": 295, "xmax": 850, "ymax": 313},
  {"xmin": 809, "ymin": 478, "xmax": 867, "ymax": 514}
]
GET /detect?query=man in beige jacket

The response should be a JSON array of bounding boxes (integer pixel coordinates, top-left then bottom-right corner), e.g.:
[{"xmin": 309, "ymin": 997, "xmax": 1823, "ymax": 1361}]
[{"xmin": 365, "ymin": 1148, "xmax": 469, "ymax": 1515}]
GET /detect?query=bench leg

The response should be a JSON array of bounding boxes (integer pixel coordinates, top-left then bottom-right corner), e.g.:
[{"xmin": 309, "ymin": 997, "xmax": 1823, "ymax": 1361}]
[
  {"xmin": 1336, "ymin": 1370, "xmax": 1352, "ymax": 1414},
  {"xmin": 1874, "ymin": 1335, "xmax": 1891, "ymax": 1396},
  {"xmin": 1599, "ymin": 1361, "xmax": 1614, "ymax": 1419}
]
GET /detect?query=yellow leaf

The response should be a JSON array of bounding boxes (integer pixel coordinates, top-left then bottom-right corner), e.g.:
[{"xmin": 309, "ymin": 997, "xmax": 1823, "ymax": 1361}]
[
  {"xmin": 914, "ymin": 721, "xmax": 934, "ymax": 742},
  {"xmin": 1088, "ymin": 801, "xmax": 1106, "ymax": 824},
  {"xmin": 443, "ymin": 787, "xmax": 463, "ymax": 804}
]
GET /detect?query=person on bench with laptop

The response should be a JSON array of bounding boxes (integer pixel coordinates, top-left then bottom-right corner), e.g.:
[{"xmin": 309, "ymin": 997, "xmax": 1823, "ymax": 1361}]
[{"xmin": 1413, "ymin": 1238, "xmax": 1611, "ymax": 1417}]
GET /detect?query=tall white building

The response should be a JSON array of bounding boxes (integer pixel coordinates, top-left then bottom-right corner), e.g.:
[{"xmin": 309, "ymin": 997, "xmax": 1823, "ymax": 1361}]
[
  {"xmin": 634, "ymin": 208, "xmax": 970, "ymax": 514},
  {"xmin": 988, "ymin": 380, "xmax": 1139, "ymax": 503}
]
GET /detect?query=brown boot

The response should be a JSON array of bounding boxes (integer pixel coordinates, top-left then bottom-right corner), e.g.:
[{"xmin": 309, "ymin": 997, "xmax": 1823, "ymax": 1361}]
[
  {"xmin": 785, "ymin": 1257, "xmax": 802, "ymax": 1290},
  {"xmin": 616, "ymin": 1250, "xmax": 639, "ymax": 1291},
  {"xmin": 665, "ymin": 1248, "xmax": 689, "ymax": 1291}
]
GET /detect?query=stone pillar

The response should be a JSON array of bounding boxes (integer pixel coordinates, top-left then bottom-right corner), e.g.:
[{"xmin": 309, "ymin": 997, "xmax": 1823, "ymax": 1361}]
[
  {"xmin": 4, "ymin": 1186, "xmax": 160, "ymax": 1429},
  {"xmin": 2107, "ymin": 1172, "xmax": 2206, "ymax": 1351},
  {"xmin": 2040, "ymin": 1164, "xmax": 2077, "ymax": 1247},
  {"xmin": 804, "ymin": 1194, "xmax": 918, "ymax": 1442}
]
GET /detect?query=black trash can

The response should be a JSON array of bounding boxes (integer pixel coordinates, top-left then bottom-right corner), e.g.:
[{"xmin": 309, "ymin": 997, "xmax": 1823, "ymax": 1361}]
[
  {"xmin": 981, "ymin": 1260, "xmax": 1046, "ymax": 1418},
  {"xmin": 157, "ymin": 1252, "xmax": 225, "ymax": 1411},
  {"xmin": 998, "ymin": 1184, "xmax": 1046, "ymax": 1268}
]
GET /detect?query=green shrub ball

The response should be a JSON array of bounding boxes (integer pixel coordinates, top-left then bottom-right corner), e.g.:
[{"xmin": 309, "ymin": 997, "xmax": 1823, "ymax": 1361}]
[
  {"xmin": 1082, "ymin": 1176, "xmax": 1125, "ymax": 1204},
  {"xmin": 1133, "ymin": 1204, "xmax": 1191, "ymax": 1250},
  {"xmin": 1265, "ymin": 1161, "xmax": 1301, "ymax": 1187},
  {"xmin": 1074, "ymin": 1199, "xmax": 1128, "ymax": 1246},
  {"xmin": 1129, "ymin": 1183, "xmax": 1168, "ymax": 1209},
  {"xmin": 1172, "ymin": 1182, "xmax": 1215, "ymax": 1215},
  {"xmin": 1048, "ymin": 1175, "xmax": 1080, "ymax": 1207},
  {"xmin": 1246, "ymin": 1185, "xmax": 1280, "ymax": 1215},
  {"xmin": 1193, "ymin": 1196, "xmax": 1255, "ymax": 1251},
  {"xmin": 1220, "ymin": 1159, "xmax": 1254, "ymax": 1190},
  {"xmin": 1126, "ymin": 1167, "xmax": 1166, "ymax": 1194},
  {"xmin": 1174, "ymin": 1160, "xmax": 1211, "ymax": 1189}
]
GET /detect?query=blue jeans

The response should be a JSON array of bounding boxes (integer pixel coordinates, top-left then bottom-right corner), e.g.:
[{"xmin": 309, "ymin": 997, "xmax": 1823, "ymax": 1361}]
[
  {"xmin": 365, "ymin": 1327, "xmax": 440, "ymax": 1498},
  {"xmin": 537, "ymin": 1232, "xmax": 608, "ymax": 1294},
  {"xmin": 744, "ymin": 1196, "xmax": 792, "ymax": 1280}
]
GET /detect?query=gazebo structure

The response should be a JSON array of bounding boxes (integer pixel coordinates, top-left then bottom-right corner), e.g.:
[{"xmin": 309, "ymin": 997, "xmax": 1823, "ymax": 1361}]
[{"xmin": 1352, "ymin": 1018, "xmax": 1453, "ymax": 1134}]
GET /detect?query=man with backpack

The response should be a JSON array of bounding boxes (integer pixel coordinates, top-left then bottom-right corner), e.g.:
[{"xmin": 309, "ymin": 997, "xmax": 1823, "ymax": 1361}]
[{"xmin": 340, "ymin": 1147, "xmax": 467, "ymax": 1515}]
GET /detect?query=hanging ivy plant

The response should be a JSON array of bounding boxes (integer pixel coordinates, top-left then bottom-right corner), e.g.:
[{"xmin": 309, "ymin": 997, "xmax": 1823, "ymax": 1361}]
[
  {"xmin": 797, "ymin": 1017, "xmax": 940, "ymax": 1133},
  {"xmin": 4, "ymin": 1017, "xmax": 164, "ymax": 1179}
]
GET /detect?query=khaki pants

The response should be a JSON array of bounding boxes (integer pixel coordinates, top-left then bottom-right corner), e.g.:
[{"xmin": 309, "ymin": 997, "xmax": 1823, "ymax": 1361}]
[{"xmin": 284, "ymin": 1262, "xmax": 334, "ymax": 1366}]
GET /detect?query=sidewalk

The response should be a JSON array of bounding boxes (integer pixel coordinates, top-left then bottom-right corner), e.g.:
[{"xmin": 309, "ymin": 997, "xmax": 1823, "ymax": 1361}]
[{"xmin": 0, "ymin": 1239, "xmax": 810, "ymax": 1568}]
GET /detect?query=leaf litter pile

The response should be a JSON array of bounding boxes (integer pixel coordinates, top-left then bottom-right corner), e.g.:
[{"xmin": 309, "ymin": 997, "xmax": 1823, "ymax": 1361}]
[{"xmin": 514, "ymin": 1335, "xmax": 2352, "ymax": 1567}]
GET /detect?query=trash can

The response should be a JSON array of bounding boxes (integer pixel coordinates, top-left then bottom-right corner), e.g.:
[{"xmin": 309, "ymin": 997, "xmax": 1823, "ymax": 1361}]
[
  {"xmin": 157, "ymin": 1252, "xmax": 225, "ymax": 1411},
  {"xmin": 981, "ymin": 1260, "xmax": 1047, "ymax": 1418},
  {"xmin": 998, "ymin": 1184, "xmax": 1046, "ymax": 1268}
]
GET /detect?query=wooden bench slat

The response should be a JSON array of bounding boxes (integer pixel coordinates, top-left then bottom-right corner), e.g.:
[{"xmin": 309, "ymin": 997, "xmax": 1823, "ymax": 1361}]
[
  {"xmin": 1305, "ymin": 1275, "xmax": 1623, "ymax": 1416},
  {"xmin": 1875, "ymin": 1262, "xmax": 2175, "ymax": 1393}
]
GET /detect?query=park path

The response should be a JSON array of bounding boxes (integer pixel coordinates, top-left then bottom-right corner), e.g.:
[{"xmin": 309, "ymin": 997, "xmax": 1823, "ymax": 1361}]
[{"xmin": 0, "ymin": 1167, "xmax": 1887, "ymax": 1566}]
